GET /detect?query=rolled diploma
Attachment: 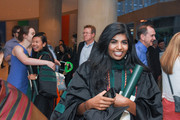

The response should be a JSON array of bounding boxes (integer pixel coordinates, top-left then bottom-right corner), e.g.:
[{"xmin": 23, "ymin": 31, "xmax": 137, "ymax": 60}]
[{"xmin": 122, "ymin": 64, "xmax": 143, "ymax": 98}]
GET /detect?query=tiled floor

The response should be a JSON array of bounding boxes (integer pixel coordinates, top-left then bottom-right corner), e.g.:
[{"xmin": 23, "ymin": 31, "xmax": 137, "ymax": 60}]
[{"xmin": 0, "ymin": 60, "xmax": 8, "ymax": 80}]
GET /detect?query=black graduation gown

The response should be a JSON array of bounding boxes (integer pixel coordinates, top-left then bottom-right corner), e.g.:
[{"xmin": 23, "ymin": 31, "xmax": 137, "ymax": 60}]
[
  {"xmin": 34, "ymin": 52, "xmax": 57, "ymax": 119},
  {"xmin": 51, "ymin": 61, "xmax": 162, "ymax": 120}
]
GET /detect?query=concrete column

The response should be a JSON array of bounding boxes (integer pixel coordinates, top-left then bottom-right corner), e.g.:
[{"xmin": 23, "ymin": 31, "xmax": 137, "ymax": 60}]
[
  {"xmin": 39, "ymin": 0, "xmax": 62, "ymax": 48},
  {"xmin": 69, "ymin": 14, "xmax": 77, "ymax": 47},
  {"xmin": 6, "ymin": 21, "xmax": 18, "ymax": 41},
  {"xmin": 77, "ymin": 0, "xmax": 117, "ymax": 44}
]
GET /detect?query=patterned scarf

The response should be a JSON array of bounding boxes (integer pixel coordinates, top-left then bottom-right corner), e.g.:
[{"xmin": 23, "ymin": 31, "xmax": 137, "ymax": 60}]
[{"xmin": 0, "ymin": 80, "xmax": 47, "ymax": 120}]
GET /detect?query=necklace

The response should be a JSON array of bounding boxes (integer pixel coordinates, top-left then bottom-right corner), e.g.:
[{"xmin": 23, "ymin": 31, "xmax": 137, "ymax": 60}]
[
  {"xmin": 107, "ymin": 69, "xmax": 137, "ymax": 96},
  {"xmin": 107, "ymin": 69, "xmax": 127, "ymax": 91}
]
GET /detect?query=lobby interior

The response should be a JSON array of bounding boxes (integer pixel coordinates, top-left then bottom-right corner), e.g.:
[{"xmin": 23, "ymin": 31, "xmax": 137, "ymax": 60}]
[{"xmin": 0, "ymin": 0, "xmax": 180, "ymax": 80}]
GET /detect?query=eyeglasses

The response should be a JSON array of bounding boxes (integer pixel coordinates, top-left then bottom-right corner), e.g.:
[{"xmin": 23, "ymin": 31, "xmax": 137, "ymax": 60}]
[{"xmin": 82, "ymin": 32, "xmax": 91, "ymax": 35}]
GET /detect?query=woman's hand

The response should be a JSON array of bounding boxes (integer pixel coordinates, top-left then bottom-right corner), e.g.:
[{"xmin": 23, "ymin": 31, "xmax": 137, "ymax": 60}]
[
  {"xmin": 114, "ymin": 93, "xmax": 129, "ymax": 107},
  {"xmin": 54, "ymin": 59, "xmax": 61, "ymax": 65},
  {"xmin": 46, "ymin": 61, "xmax": 55, "ymax": 71},
  {"xmin": 77, "ymin": 90, "xmax": 115, "ymax": 115},
  {"xmin": 28, "ymin": 74, "xmax": 37, "ymax": 80},
  {"xmin": 114, "ymin": 93, "xmax": 136, "ymax": 116},
  {"xmin": 67, "ymin": 53, "xmax": 71, "ymax": 59},
  {"xmin": 86, "ymin": 90, "xmax": 115, "ymax": 111}
]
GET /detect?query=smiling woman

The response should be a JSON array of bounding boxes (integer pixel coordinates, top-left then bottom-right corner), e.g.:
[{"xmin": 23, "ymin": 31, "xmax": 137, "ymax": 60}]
[
  {"xmin": 29, "ymin": 32, "xmax": 57, "ymax": 119},
  {"xmin": 108, "ymin": 34, "xmax": 128, "ymax": 60},
  {"xmin": 32, "ymin": 36, "xmax": 46, "ymax": 52},
  {"xmin": 51, "ymin": 22, "xmax": 163, "ymax": 120}
]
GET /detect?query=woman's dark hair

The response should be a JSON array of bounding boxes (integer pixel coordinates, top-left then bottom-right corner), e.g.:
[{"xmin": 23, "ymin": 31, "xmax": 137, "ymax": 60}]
[
  {"xmin": 12, "ymin": 25, "xmax": 21, "ymax": 37},
  {"xmin": 88, "ymin": 22, "xmax": 146, "ymax": 93},
  {"xmin": 59, "ymin": 39, "xmax": 65, "ymax": 45},
  {"xmin": 59, "ymin": 44, "xmax": 68, "ymax": 53},
  {"xmin": 32, "ymin": 32, "xmax": 54, "ymax": 62},
  {"xmin": 18, "ymin": 26, "xmax": 33, "ymax": 42},
  {"xmin": 72, "ymin": 34, "xmax": 77, "ymax": 43}
]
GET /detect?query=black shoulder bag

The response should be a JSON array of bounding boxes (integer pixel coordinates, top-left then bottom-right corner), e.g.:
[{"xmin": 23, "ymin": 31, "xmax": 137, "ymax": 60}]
[{"xmin": 167, "ymin": 74, "xmax": 180, "ymax": 112}]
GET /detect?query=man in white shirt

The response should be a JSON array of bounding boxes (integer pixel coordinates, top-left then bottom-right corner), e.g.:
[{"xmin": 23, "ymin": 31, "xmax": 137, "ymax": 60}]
[{"xmin": 75, "ymin": 25, "xmax": 97, "ymax": 70}]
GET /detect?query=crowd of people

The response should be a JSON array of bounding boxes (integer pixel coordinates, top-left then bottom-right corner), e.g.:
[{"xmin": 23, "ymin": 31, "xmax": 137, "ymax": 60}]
[{"xmin": 0, "ymin": 22, "xmax": 179, "ymax": 120}]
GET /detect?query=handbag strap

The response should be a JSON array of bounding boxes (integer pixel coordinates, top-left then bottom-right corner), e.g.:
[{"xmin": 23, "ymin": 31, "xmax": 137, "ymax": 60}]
[{"xmin": 167, "ymin": 74, "xmax": 174, "ymax": 95}]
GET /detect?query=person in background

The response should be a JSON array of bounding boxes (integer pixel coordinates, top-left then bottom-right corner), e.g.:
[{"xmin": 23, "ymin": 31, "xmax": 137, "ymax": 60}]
[
  {"xmin": 135, "ymin": 24, "xmax": 161, "ymax": 85},
  {"xmin": 71, "ymin": 34, "xmax": 77, "ymax": 62},
  {"xmin": 59, "ymin": 39, "xmax": 65, "ymax": 46},
  {"xmin": 152, "ymin": 39, "xmax": 158, "ymax": 48},
  {"xmin": 69, "ymin": 34, "xmax": 78, "ymax": 75},
  {"xmin": 71, "ymin": 34, "xmax": 77, "ymax": 53},
  {"xmin": 54, "ymin": 39, "xmax": 69, "ymax": 65},
  {"xmin": 55, "ymin": 43, "xmax": 72, "ymax": 86},
  {"xmin": 4, "ymin": 25, "xmax": 21, "ymax": 73},
  {"xmin": 158, "ymin": 39, "xmax": 166, "ymax": 58},
  {"xmin": 51, "ymin": 22, "xmax": 162, "ymax": 120},
  {"xmin": 135, "ymin": 24, "xmax": 156, "ymax": 66},
  {"xmin": 148, "ymin": 40, "xmax": 162, "ymax": 85},
  {"xmin": 7, "ymin": 26, "xmax": 55, "ymax": 96},
  {"xmin": 38, "ymin": 32, "xmax": 60, "ymax": 72},
  {"xmin": 28, "ymin": 33, "xmax": 57, "ymax": 119},
  {"xmin": 55, "ymin": 39, "xmax": 66, "ymax": 54},
  {"xmin": 55, "ymin": 44, "xmax": 70, "ymax": 62},
  {"xmin": 160, "ymin": 32, "xmax": 180, "ymax": 120},
  {"xmin": 158, "ymin": 39, "xmax": 165, "ymax": 53},
  {"xmin": 75, "ymin": 25, "xmax": 97, "ymax": 69}
]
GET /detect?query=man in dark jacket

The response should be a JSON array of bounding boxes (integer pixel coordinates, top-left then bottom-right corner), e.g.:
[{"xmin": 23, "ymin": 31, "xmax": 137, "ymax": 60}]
[{"xmin": 74, "ymin": 25, "xmax": 97, "ymax": 71}]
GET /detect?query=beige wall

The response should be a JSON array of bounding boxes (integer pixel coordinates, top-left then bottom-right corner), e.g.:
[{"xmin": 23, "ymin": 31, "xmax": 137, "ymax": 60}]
[
  {"xmin": 0, "ymin": 0, "xmax": 39, "ymax": 21},
  {"xmin": 5, "ymin": 21, "xmax": 18, "ymax": 41}
]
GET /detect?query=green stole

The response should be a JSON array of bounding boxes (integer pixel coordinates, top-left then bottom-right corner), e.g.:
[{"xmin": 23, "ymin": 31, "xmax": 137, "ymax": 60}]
[{"xmin": 110, "ymin": 59, "xmax": 136, "ymax": 96}]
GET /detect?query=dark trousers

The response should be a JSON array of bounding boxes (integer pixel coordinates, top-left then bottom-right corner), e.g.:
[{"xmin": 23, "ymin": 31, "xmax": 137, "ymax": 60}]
[{"xmin": 34, "ymin": 94, "xmax": 54, "ymax": 119}]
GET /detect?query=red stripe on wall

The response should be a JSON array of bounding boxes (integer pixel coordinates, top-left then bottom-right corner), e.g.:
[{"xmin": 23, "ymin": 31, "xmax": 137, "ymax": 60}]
[{"xmin": 62, "ymin": 15, "xmax": 70, "ymax": 46}]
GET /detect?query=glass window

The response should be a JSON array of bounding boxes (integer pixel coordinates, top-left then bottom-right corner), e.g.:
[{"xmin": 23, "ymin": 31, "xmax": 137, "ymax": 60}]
[{"xmin": 117, "ymin": 0, "xmax": 170, "ymax": 16}]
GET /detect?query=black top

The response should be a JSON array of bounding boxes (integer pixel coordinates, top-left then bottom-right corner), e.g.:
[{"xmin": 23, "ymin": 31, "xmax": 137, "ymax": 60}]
[{"xmin": 147, "ymin": 46, "xmax": 161, "ymax": 82}]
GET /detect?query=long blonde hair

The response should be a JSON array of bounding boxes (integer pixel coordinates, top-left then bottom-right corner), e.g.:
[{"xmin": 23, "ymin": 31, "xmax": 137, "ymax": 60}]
[{"xmin": 160, "ymin": 32, "xmax": 180, "ymax": 74}]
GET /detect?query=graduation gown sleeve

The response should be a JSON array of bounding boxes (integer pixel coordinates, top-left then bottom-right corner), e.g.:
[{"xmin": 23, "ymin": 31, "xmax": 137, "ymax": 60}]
[{"xmin": 132, "ymin": 72, "xmax": 163, "ymax": 120}]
